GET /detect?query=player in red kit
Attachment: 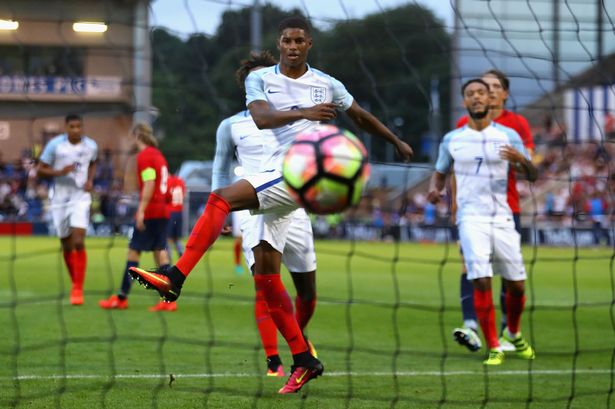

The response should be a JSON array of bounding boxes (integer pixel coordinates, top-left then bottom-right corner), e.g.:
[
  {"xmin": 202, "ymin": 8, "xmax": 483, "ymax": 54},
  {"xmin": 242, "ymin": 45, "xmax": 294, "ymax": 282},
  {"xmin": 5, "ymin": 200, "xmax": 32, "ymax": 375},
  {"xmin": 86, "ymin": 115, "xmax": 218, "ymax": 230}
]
[
  {"xmin": 166, "ymin": 175, "xmax": 186, "ymax": 261},
  {"xmin": 452, "ymin": 69, "xmax": 535, "ymax": 352},
  {"xmin": 99, "ymin": 123, "xmax": 175, "ymax": 311}
]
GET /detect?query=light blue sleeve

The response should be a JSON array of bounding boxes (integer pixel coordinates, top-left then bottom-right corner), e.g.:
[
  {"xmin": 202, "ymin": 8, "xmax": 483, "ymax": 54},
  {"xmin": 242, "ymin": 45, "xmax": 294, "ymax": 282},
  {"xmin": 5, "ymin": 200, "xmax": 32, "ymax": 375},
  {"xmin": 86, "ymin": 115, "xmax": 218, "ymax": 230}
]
[
  {"xmin": 434, "ymin": 134, "xmax": 453, "ymax": 174},
  {"xmin": 329, "ymin": 75, "xmax": 354, "ymax": 111},
  {"xmin": 39, "ymin": 136, "xmax": 62, "ymax": 165},
  {"xmin": 211, "ymin": 117, "xmax": 236, "ymax": 191},
  {"xmin": 502, "ymin": 126, "xmax": 530, "ymax": 160},
  {"xmin": 245, "ymin": 70, "xmax": 267, "ymax": 107},
  {"xmin": 86, "ymin": 137, "xmax": 98, "ymax": 162}
]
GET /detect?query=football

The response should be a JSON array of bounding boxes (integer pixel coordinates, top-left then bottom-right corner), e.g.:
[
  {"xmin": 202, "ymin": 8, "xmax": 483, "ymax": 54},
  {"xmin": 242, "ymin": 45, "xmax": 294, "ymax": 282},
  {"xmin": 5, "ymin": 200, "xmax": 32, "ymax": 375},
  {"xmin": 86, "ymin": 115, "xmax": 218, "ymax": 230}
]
[{"xmin": 282, "ymin": 124, "xmax": 370, "ymax": 214}]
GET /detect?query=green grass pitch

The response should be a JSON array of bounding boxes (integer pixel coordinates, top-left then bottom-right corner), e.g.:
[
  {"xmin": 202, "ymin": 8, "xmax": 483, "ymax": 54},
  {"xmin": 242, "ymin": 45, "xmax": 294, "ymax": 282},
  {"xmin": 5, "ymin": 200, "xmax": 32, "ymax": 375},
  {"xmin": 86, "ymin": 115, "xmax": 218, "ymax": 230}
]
[{"xmin": 0, "ymin": 236, "xmax": 613, "ymax": 408}]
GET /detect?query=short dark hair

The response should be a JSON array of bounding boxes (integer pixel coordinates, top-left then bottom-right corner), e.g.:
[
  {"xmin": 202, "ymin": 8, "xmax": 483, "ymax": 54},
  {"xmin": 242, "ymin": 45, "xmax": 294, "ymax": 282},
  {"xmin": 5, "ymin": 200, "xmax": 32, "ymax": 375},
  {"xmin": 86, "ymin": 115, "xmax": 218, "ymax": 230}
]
[
  {"xmin": 461, "ymin": 78, "xmax": 489, "ymax": 96},
  {"xmin": 235, "ymin": 50, "xmax": 277, "ymax": 88},
  {"xmin": 278, "ymin": 16, "xmax": 311, "ymax": 36},
  {"xmin": 65, "ymin": 113, "xmax": 82, "ymax": 123},
  {"xmin": 483, "ymin": 69, "xmax": 510, "ymax": 91}
]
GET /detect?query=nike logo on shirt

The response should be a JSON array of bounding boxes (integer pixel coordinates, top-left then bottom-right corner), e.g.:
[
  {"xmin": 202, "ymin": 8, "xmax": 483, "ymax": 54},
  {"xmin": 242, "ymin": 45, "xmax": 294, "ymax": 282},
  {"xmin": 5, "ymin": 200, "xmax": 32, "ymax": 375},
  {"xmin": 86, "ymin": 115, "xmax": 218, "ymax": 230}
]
[{"xmin": 267, "ymin": 89, "xmax": 280, "ymax": 94}]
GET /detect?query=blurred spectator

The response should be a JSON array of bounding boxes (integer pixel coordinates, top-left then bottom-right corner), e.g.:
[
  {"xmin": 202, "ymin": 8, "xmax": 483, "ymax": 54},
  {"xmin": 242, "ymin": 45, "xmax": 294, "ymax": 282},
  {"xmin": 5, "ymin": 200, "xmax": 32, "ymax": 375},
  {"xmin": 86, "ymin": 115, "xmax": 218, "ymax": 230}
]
[{"xmin": 94, "ymin": 148, "xmax": 114, "ymax": 190}]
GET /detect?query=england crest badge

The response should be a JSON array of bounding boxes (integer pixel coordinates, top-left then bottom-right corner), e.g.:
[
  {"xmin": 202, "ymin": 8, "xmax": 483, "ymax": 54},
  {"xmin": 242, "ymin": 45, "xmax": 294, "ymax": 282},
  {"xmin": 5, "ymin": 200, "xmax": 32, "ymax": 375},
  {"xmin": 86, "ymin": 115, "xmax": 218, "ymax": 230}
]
[{"xmin": 310, "ymin": 86, "xmax": 326, "ymax": 104}]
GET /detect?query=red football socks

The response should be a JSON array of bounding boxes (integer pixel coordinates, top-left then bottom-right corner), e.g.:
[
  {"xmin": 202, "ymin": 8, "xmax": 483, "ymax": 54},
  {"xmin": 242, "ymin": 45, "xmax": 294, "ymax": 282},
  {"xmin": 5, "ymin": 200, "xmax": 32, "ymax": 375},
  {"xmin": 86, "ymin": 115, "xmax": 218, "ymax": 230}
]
[
  {"xmin": 176, "ymin": 193, "xmax": 230, "ymax": 276},
  {"xmin": 233, "ymin": 238, "xmax": 242, "ymax": 266},
  {"xmin": 505, "ymin": 291, "xmax": 526, "ymax": 335},
  {"xmin": 72, "ymin": 249, "xmax": 87, "ymax": 290},
  {"xmin": 255, "ymin": 288, "xmax": 279, "ymax": 357},
  {"xmin": 295, "ymin": 295, "xmax": 316, "ymax": 331},
  {"xmin": 254, "ymin": 274, "xmax": 308, "ymax": 355},
  {"xmin": 473, "ymin": 288, "xmax": 499, "ymax": 349},
  {"xmin": 63, "ymin": 250, "xmax": 75, "ymax": 281}
]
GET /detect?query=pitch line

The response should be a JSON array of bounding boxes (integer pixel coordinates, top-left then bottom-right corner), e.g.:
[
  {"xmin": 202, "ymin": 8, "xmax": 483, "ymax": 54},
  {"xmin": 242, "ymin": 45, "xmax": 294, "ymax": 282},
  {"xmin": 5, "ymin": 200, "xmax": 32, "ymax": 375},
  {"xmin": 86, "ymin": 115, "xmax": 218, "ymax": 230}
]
[{"xmin": 6, "ymin": 369, "xmax": 611, "ymax": 381}]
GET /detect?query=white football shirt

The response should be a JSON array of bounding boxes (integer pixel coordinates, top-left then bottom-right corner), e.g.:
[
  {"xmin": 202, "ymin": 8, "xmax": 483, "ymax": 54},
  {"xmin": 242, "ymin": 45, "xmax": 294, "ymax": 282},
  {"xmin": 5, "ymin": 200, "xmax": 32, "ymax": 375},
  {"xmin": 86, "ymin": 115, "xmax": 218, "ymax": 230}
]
[
  {"xmin": 39, "ymin": 134, "xmax": 98, "ymax": 190},
  {"xmin": 244, "ymin": 64, "xmax": 354, "ymax": 171},
  {"xmin": 212, "ymin": 110, "xmax": 273, "ymax": 190},
  {"xmin": 435, "ymin": 122, "xmax": 529, "ymax": 225}
]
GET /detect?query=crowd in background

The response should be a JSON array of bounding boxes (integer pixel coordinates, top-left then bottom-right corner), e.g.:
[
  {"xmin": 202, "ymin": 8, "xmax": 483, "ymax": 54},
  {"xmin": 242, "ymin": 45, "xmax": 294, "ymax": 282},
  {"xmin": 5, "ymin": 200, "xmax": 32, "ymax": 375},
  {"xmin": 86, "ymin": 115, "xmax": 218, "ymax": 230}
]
[
  {"xmin": 0, "ymin": 147, "xmax": 131, "ymax": 228},
  {"xmin": 1, "ymin": 121, "xmax": 612, "ymax": 245}
]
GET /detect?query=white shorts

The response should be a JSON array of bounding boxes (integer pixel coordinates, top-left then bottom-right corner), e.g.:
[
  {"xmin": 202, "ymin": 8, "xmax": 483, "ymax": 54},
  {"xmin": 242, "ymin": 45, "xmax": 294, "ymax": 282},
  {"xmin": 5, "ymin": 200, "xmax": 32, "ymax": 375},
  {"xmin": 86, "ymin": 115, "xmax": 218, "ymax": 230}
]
[
  {"xmin": 459, "ymin": 221, "xmax": 526, "ymax": 281},
  {"xmin": 239, "ymin": 208, "xmax": 316, "ymax": 273},
  {"xmin": 49, "ymin": 189, "xmax": 91, "ymax": 238},
  {"xmin": 231, "ymin": 210, "xmax": 247, "ymax": 238},
  {"xmin": 242, "ymin": 170, "xmax": 298, "ymax": 214}
]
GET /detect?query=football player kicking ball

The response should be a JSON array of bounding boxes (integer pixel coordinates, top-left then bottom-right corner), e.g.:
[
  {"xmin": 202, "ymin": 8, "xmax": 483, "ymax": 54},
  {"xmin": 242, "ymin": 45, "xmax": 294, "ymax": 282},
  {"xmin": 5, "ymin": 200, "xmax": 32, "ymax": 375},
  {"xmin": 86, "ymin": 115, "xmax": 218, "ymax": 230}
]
[
  {"xmin": 37, "ymin": 114, "xmax": 98, "ymax": 306},
  {"xmin": 452, "ymin": 69, "xmax": 535, "ymax": 353},
  {"xmin": 212, "ymin": 50, "xmax": 318, "ymax": 377},
  {"xmin": 428, "ymin": 79, "xmax": 537, "ymax": 365},
  {"xmin": 99, "ymin": 124, "xmax": 176, "ymax": 312},
  {"xmin": 130, "ymin": 16, "xmax": 412, "ymax": 393}
]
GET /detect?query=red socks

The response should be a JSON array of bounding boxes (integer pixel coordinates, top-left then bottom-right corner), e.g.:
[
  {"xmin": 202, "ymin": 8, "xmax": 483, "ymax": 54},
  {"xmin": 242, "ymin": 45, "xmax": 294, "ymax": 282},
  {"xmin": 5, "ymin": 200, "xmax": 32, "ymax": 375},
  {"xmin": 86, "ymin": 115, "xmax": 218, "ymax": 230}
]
[
  {"xmin": 473, "ymin": 288, "xmax": 499, "ymax": 349},
  {"xmin": 176, "ymin": 193, "xmax": 230, "ymax": 276},
  {"xmin": 505, "ymin": 291, "xmax": 526, "ymax": 335},
  {"xmin": 295, "ymin": 295, "xmax": 316, "ymax": 331},
  {"xmin": 73, "ymin": 249, "xmax": 86, "ymax": 290},
  {"xmin": 255, "ymin": 288, "xmax": 278, "ymax": 357},
  {"xmin": 254, "ymin": 274, "xmax": 308, "ymax": 355},
  {"xmin": 63, "ymin": 249, "xmax": 86, "ymax": 290},
  {"xmin": 233, "ymin": 238, "xmax": 242, "ymax": 266},
  {"xmin": 63, "ymin": 250, "xmax": 74, "ymax": 280}
]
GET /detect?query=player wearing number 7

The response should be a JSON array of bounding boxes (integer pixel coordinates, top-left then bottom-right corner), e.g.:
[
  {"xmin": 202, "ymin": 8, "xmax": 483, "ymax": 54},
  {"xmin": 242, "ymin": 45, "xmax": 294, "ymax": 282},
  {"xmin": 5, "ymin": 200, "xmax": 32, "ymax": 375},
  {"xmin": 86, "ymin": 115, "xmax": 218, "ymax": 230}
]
[
  {"xmin": 428, "ymin": 79, "xmax": 537, "ymax": 365},
  {"xmin": 99, "ymin": 123, "xmax": 174, "ymax": 311}
]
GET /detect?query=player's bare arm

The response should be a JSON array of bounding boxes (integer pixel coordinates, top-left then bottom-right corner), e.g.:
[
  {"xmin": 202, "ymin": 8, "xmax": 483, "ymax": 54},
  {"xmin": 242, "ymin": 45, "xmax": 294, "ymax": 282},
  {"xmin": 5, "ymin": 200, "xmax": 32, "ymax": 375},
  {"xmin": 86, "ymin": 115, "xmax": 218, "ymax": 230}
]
[
  {"xmin": 136, "ymin": 180, "xmax": 155, "ymax": 231},
  {"xmin": 345, "ymin": 101, "xmax": 413, "ymax": 162},
  {"xmin": 37, "ymin": 162, "xmax": 76, "ymax": 178},
  {"xmin": 248, "ymin": 100, "xmax": 337, "ymax": 129},
  {"xmin": 450, "ymin": 172, "xmax": 457, "ymax": 224},
  {"xmin": 427, "ymin": 171, "xmax": 447, "ymax": 204},
  {"xmin": 84, "ymin": 161, "xmax": 96, "ymax": 192},
  {"xmin": 499, "ymin": 145, "xmax": 538, "ymax": 182}
]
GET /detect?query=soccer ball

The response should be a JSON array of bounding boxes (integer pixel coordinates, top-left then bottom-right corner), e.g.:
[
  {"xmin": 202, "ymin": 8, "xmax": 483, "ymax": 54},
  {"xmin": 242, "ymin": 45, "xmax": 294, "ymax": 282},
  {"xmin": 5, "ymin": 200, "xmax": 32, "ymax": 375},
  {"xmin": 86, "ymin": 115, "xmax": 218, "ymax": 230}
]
[{"xmin": 282, "ymin": 125, "xmax": 370, "ymax": 214}]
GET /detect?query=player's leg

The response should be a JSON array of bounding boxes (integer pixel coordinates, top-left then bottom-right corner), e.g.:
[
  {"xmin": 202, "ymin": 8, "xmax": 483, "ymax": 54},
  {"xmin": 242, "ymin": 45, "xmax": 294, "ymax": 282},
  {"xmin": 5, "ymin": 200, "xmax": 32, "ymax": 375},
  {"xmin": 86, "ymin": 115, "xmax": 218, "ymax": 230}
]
[
  {"xmin": 284, "ymin": 209, "xmax": 318, "ymax": 357},
  {"xmin": 241, "ymin": 212, "xmax": 284, "ymax": 376},
  {"xmin": 129, "ymin": 171, "xmax": 297, "ymax": 302},
  {"xmin": 70, "ymin": 228, "xmax": 87, "ymax": 294},
  {"xmin": 453, "ymin": 224, "xmax": 482, "ymax": 352},
  {"xmin": 54, "ymin": 201, "xmax": 75, "ymax": 286},
  {"xmin": 251, "ymin": 211, "xmax": 322, "ymax": 393},
  {"xmin": 129, "ymin": 179, "xmax": 258, "ymax": 299},
  {"xmin": 176, "ymin": 180, "xmax": 258, "ymax": 275},
  {"xmin": 66, "ymin": 194, "xmax": 91, "ymax": 305},
  {"xmin": 460, "ymin": 222, "xmax": 502, "ymax": 364},
  {"xmin": 253, "ymin": 241, "xmax": 322, "ymax": 394},
  {"xmin": 498, "ymin": 213, "xmax": 522, "ymax": 351},
  {"xmin": 494, "ymin": 224, "xmax": 534, "ymax": 359}
]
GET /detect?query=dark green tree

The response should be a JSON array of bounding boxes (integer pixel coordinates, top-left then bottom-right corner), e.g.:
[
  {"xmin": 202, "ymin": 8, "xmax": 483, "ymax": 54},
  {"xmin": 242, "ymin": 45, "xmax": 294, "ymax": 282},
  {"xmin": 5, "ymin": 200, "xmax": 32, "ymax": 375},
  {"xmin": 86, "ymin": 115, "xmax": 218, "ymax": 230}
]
[{"xmin": 151, "ymin": 3, "xmax": 451, "ymax": 170}]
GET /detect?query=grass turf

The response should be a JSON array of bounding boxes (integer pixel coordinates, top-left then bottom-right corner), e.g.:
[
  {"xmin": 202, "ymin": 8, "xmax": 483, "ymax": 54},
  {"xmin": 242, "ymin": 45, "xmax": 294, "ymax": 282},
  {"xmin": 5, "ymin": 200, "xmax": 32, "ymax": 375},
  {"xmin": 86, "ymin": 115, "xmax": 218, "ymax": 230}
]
[{"xmin": 0, "ymin": 236, "xmax": 613, "ymax": 408}]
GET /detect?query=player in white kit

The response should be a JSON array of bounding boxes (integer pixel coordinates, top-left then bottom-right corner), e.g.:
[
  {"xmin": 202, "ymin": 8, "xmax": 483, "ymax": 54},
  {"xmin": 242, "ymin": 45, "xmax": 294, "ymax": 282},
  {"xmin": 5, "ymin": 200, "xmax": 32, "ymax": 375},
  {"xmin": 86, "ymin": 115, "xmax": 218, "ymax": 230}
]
[
  {"xmin": 427, "ymin": 79, "xmax": 537, "ymax": 365},
  {"xmin": 37, "ymin": 114, "xmax": 98, "ymax": 306},
  {"xmin": 212, "ymin": 51, "xmax": 318, "ymax": 377},
  {"xmin": 130, "ymin": 17, "xmax": 413, "ymax": 394}
]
